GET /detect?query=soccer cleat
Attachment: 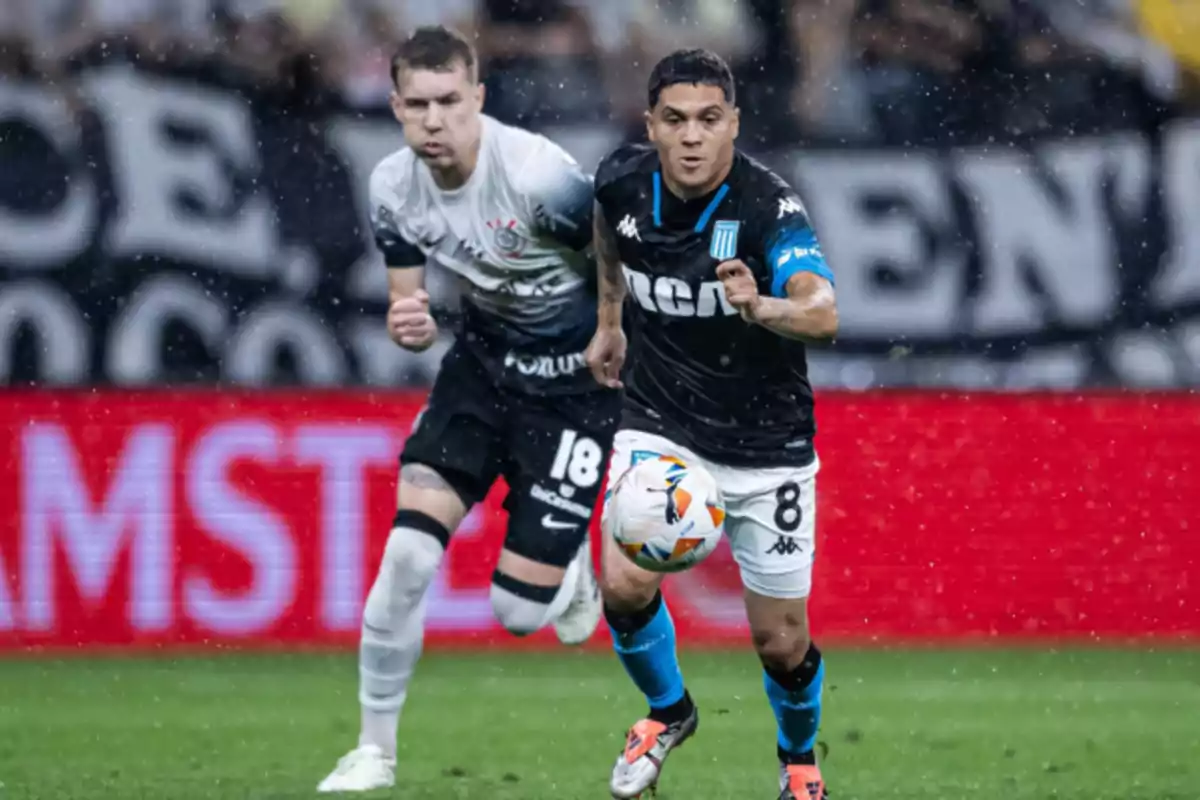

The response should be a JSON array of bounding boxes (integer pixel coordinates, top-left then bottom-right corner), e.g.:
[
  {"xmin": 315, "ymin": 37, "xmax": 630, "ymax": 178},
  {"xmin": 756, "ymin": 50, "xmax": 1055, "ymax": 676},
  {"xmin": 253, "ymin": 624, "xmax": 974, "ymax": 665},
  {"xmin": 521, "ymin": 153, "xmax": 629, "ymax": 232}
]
[
  {"xmin": 316, "ymin": 744, "xmax": 396, "ymax": 793},
  {"xmin": 778, "ymin": 763, "xmax": 829, "ymax": 800},
  {"xmin": 553, "ymin": 539, "xmax": 603, "ymax": 646},
  {"xmin": 609, "ymin": 705, "xmax": 699, "ymax": 798}
]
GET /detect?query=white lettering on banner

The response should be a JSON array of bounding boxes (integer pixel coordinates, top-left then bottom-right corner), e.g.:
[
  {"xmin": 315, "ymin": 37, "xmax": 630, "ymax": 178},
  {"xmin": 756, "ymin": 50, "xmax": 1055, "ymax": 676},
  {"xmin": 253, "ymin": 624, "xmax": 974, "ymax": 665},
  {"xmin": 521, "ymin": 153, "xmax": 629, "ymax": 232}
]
[
  {"xmin": 0, "ymin": 283, "xmax": 90, "ymax": 384},
  {"xmin": 106, "ymin": 274, "xmax": 228, "ymax": 384},
  {"xmin": 295, "ymin": 427, "xmax": 397, "ymax": 631},
  {"xmin": 954, "ymin": 141, "xmax": 1128, "ymax": 335},
  {"xmin": 21, "ymin": 424, "xmax": 173, "ymax": 632},
  {"xmin": 1154, "ymin": 121, "xmax": 1200, "ymax": 305},
  {"xmin": 0, "ymin": 546, "xmax": 14, "ymax": 631},
  {"xmin": 792, "ymin": 153, "xmax": 962, "ymax": 337},
  {"xmin": 222, "ymin": 303, "xmax": 347, "ymax": 386},
  {"xmin": 0, "ymin": 83, "xmax": 97, "ymax": 267},
  {"xmin": 327, "ymin": 119, "xmax": 416, "ymax": 303},
  {"xmin": 10, "ymin": 66, "xmax": 1200, "ymax": 390},
  {"xmin": 81, "ymin": 67, "xmax": 279, "ymax": 277},
  {"xmin": 185, "ymin": 422, "xmax": 296, "ymax": 635}
]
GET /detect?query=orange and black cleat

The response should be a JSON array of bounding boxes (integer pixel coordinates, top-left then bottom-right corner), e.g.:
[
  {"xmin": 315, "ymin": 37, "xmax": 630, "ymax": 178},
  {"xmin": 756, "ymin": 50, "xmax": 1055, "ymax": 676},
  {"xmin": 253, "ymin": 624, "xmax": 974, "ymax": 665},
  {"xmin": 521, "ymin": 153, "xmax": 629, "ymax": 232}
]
[
  {"xmin": 608, "ymin": 704, "xmax": 699, "ymax": 799},
  {"xmin": 778, "ymin": 763, "xmax": 829, "ymax": 800}
]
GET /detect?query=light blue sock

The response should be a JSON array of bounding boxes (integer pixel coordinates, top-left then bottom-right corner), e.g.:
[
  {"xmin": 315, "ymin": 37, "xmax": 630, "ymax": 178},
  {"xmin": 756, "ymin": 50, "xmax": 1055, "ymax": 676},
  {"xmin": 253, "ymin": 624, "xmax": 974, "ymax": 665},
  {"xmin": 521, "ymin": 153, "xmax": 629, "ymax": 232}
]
[
  {"xmin": 764, "ymin": 647, "xmax": 824, "ymax": 755},
  {"xmin": 608, "ymin": 593, "xmax": 686, "ymax": 710}
]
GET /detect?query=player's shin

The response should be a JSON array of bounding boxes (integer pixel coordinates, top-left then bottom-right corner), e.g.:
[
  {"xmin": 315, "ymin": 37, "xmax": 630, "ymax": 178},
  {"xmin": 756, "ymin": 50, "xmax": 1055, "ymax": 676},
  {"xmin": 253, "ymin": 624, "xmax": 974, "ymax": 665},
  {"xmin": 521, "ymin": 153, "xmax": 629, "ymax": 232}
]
[
  {"xmin": 358, "ymin": 510, "xmax": 448, "ymax": 757},
  {"xmin": 605, "ymin": 590, "xmax": 692, "ymax": 722},
  {"xmin": 762, "ymin": 642, "xmax": 825, "ymax": 763}
]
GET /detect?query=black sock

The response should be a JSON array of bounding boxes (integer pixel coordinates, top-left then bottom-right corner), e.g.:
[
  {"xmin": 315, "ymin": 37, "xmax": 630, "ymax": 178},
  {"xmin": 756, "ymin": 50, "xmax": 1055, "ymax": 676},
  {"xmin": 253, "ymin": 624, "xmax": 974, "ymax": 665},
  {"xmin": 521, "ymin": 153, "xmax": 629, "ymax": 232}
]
[
  {"xmin": 603, "ymin": 590, "xmax": 663, "ymax": 634},
  {"xmin": 777, "ymin": 745, "xmax": 817, "ymax": 766},
  {"xmin": 649, "ymin": 690, "xmax": 695, "ymax": 726},
  {"xmin": 764, "ymin": 643, "xmax": 823, "ymax": 694}
]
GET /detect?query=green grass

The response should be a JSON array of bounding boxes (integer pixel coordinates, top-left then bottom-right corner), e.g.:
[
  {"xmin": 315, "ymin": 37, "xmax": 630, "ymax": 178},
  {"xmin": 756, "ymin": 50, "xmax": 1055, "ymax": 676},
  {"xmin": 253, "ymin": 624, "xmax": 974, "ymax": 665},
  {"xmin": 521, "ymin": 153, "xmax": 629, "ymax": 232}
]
[{"xmin": 0, "ymin": 648, "xmax": 1197, "ymax": 799}]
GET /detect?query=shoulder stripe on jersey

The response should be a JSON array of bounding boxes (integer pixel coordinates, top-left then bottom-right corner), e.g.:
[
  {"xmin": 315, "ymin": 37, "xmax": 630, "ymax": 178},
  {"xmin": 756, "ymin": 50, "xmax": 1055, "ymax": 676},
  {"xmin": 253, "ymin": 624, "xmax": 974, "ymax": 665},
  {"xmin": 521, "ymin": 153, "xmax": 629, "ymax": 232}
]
[
  {"xmin": 694, "ymin": 184, "xmax": 730, "ymax": 233},
  {"xmin": 653, "ymin": 171, "xmax": 663, "ymax": 227},
  {"xmin": 652, "ymin": 171, "xmax": 731, "ymax": 232}
]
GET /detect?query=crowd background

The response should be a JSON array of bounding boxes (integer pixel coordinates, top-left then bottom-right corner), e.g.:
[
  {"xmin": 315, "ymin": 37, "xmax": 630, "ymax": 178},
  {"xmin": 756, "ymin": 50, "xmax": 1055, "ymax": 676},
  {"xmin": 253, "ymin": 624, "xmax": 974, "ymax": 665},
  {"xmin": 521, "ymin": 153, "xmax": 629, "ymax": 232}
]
[
  {"xmin": 2, "ymin": 0, "xmax": 1198, "ymax": 147},
  {"xmin": 2, "ymin": 0, "xmax": 1200, "ymax": 390}
]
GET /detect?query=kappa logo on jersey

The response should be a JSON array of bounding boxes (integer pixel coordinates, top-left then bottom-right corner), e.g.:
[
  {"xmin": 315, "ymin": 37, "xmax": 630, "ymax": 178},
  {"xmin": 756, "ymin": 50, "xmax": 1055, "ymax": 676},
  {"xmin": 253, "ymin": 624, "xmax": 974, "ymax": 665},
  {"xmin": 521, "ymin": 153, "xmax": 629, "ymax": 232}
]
[
  {"xmin": 617, "ymin": 214, "xmax": 641, "ymax": 241},
  {"xmin": 709, "ymin": 220, "xmax": 741, "ymax": 260},
  {"xmin": 486, "ymin": 218, "xmax": 525, "ymax": 258},
  {"xmin": 622, "ymin": 266, "xmax": 738, "ymax": 318},
  {"xmin": 777, "ymin": 196, "xmax": 805, "ymax": 218}
]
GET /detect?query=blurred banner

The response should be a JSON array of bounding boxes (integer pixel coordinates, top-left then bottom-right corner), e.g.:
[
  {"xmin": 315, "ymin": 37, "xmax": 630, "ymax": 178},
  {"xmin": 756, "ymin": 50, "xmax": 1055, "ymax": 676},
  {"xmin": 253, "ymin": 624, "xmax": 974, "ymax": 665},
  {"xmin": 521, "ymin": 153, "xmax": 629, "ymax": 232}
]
[
  {"xmin": 1, "ymin": 389, "xmax": 1196, "ymax": 650},
  {"xmin": 3, "ymin": 63, "xmax": 1200, "ymax": 389}
]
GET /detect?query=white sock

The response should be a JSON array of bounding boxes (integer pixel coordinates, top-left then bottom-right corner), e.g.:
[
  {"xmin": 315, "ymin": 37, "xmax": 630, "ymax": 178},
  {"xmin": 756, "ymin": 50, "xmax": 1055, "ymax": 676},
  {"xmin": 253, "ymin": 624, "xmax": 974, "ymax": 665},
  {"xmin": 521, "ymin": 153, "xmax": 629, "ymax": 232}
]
[{"xmin": 357, "ymin": 527, "xmax": 443, "ymax": 758}]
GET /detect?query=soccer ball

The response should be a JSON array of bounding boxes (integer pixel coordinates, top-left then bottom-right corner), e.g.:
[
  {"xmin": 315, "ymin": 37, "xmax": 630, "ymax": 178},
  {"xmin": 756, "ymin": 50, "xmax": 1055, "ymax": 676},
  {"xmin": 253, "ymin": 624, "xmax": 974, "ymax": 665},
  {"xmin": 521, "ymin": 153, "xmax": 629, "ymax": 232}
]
[{"xmin": 603, "ymin": 455, "xmax": 726, "ymax": 573}]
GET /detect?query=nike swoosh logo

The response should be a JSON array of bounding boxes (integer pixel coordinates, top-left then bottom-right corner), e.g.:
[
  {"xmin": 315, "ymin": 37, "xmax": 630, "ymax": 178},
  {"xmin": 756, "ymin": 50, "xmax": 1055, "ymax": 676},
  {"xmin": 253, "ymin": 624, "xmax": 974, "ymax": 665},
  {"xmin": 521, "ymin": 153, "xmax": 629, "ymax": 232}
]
[{"xmin": 542, "ymin": 514, "xmax": 579, "ymax": 531}]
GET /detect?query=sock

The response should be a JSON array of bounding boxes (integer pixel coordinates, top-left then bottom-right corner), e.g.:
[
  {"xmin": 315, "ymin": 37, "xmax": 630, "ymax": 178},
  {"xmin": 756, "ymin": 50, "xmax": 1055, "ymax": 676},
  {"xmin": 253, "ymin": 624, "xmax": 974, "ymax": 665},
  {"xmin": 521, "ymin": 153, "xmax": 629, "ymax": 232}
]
[
  {"xmin": 606, "ymin": 591, "xmax": 689, "ymax": 721},
  {"xmin": 763, "ymin": 643, "xmax": 824, "ymax": 763},
  {"xmin": 546, "ymin": 552, "xmax": 581, "ymax": 623},
  {"xmin": 357, "ymin": 524, "xmax": 445, "ymax": 758}
]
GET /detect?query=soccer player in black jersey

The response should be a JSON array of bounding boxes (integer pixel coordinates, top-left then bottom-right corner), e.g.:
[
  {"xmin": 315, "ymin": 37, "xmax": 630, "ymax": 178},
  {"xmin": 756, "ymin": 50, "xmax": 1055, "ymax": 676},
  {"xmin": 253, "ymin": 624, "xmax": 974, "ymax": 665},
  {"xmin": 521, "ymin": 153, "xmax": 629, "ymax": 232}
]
[{"xmin": 585, "ymin": 49, "xmax": 838, "ymax": 800}]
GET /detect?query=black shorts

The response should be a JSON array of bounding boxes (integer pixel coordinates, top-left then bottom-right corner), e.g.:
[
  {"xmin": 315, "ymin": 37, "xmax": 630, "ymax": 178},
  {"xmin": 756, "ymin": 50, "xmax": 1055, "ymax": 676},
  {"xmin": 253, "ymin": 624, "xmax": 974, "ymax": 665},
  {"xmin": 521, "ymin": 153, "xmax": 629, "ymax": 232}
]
[{"xmin": 401, "ymin": 344, "xmax": 620, "ymax": 568}]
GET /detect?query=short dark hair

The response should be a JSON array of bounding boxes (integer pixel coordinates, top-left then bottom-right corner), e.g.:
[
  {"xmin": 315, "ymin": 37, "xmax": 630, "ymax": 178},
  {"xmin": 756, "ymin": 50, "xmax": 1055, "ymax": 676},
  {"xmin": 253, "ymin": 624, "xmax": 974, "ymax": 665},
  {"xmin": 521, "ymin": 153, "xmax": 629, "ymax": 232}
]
[
  {"xmin": 391, "ymin": 26, "xmax": 477, "ymax": 87},
  {"xmin": 647, "ymin": 49, "xmax": 735, "ymax": 109}
]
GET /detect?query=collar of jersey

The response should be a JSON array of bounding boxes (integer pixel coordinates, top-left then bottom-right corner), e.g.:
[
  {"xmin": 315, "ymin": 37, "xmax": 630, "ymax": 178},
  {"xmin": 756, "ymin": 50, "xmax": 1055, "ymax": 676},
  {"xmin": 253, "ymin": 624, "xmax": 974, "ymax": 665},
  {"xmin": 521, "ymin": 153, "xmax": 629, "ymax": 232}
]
[{"xmin": 653, "ymin": 170, "xmax": 730, "ymax": 232}]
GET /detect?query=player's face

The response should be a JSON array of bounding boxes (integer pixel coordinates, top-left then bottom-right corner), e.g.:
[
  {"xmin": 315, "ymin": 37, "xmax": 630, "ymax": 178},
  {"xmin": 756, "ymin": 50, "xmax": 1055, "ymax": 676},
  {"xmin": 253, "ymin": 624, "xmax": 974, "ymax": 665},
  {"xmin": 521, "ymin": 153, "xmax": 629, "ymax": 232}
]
[
  {"xmin": 645, "ymin": 83, "xmax": 739, "ymax": 195},
  {"xmin": 391, "ymin": 61, "xmax": 484, "ymax": 169}
]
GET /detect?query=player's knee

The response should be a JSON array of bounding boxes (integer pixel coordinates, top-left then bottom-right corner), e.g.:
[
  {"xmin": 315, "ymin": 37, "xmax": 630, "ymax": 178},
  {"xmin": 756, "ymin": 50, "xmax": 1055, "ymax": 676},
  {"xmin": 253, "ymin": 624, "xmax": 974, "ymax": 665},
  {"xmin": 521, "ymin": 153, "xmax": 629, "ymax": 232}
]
[
  {"xmin": 489, "ymin": 572, "xmax": 559, "ymax": 636},
  {"xmin": 753, "ymin": 630, "xmax": 812, "ymax": 673},
  {"xmin": 750, "ymin": 621, "xmax": 811, "ymax": 674},
  {"xmin": 599, "ymin": 542, "xmax": 661, "ymax": 612},
  {"xmin": 598, "ymin": 569, "xmax": 659, "ymax": 613},
  {"xmin": 383, "ymin": 510, "xmax": 449, "ymax": 577},
  {"xmin": 365, "ymin": 510, "xmax": 448, "ymax": 629}
]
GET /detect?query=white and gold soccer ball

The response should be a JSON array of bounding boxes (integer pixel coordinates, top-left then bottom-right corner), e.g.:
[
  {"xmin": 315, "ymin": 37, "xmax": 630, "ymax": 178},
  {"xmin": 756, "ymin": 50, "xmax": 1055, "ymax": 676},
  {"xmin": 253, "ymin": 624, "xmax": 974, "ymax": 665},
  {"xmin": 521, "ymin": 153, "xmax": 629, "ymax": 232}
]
[{"xmin": 603, "ymin": 455, "xmax": 726, "ymax": 573}]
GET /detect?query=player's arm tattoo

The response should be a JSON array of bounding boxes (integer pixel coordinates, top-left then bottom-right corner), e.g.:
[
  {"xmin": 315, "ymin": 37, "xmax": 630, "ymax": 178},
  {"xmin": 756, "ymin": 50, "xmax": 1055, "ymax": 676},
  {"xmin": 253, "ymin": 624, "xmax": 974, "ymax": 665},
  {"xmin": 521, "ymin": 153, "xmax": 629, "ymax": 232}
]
[
  {"xmin": 594, "ymin": 201, "xmax": 625, "ymax": 328},
  {"xmin": 400, "ymin": 463, "xmax": 454, "ymax": 491},
  {"xmin": 756, "ymin": 272, "xmax": 839, "ymax": 341}
]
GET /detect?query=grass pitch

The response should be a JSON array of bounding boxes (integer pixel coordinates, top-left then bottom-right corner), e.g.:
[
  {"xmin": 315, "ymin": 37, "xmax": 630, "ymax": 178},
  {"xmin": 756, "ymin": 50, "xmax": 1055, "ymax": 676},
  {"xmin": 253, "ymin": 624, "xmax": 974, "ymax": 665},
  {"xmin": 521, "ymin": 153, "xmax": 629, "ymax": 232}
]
[{"xmin": 0, "ymin": 648, "xmax": 1197, "ymax": 799}]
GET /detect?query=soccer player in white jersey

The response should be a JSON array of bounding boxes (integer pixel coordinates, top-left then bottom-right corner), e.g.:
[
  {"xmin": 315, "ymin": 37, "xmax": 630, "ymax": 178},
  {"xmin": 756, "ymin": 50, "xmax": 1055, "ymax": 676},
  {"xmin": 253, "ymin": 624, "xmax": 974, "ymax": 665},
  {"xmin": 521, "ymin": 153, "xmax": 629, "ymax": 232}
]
[{"xmin": 317, "ymin": 26, "xmax": 619, "ymax": 793}]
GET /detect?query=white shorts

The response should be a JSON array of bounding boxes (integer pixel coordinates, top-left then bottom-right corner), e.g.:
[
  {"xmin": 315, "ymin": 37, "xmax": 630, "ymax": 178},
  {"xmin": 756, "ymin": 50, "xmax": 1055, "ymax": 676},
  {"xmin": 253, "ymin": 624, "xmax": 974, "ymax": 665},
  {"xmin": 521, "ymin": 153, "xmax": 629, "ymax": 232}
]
[{"xmin": 605, "ymin": 429, "xmax": 819, "ymax": 600}]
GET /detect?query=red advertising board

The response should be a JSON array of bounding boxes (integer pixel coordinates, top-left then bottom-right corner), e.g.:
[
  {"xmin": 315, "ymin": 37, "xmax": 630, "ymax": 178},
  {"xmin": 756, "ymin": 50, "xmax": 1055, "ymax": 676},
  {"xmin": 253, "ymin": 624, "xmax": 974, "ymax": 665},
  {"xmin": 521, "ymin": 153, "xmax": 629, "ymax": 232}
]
[{"xmin": 0, "ymin": 390, "xmax": 1196, "ymax": 651}]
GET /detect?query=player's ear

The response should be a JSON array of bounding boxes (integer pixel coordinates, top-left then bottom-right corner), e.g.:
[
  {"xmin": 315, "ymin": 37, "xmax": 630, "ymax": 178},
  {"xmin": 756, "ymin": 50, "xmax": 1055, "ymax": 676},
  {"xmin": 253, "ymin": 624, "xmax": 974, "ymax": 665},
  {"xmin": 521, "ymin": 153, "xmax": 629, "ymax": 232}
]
[
  {"xmin": 474, "ymin": 81, "xmax": 486, "ymax": 112},
  {"xmin": 644, "ymin": 109, "xmax": 656, "ymax": 143},
  {"xmin": 389, "ymin": 90, "xmax": 404, "ymax": 125},
  {"xmin": 730, "ymin": 105, "xmax": 740, "ymax": 141}
]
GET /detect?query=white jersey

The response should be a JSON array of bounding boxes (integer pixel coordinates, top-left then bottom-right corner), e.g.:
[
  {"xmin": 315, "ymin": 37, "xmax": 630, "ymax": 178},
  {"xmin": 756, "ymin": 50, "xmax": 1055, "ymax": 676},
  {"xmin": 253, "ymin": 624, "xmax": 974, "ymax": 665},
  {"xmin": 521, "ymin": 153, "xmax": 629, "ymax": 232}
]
[{"xmin": 368, "ymin": 116, "xmax": 594, "ymax": 338}]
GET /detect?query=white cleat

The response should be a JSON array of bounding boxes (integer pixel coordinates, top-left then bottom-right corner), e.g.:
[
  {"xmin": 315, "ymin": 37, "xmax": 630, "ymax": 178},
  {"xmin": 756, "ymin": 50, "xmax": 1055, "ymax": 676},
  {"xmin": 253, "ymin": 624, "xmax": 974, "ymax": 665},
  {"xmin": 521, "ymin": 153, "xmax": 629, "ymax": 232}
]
[
  {"xmin": 553, "ymin": 540, "xmax": 603, "ymax": 646},
  {"xmin": 317, "ymin": 744, "xmax": 396, "ymax": 793}
]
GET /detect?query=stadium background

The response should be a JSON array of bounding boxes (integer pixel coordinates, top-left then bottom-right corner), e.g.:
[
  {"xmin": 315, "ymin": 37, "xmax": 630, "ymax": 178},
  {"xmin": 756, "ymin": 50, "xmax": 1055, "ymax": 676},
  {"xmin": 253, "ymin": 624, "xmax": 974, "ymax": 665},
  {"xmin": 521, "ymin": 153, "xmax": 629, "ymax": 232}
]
[{"xmin": 0, "ymin": 2, "xmax": 1197, "ymax": 798}]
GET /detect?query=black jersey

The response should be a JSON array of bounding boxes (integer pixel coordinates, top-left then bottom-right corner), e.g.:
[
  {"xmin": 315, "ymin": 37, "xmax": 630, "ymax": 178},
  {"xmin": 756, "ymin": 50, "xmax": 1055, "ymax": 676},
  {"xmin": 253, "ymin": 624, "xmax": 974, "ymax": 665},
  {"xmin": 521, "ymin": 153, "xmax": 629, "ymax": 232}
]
[{"xmin": 594, "ymin": 144, "xmax": 834, "ymax": 467}]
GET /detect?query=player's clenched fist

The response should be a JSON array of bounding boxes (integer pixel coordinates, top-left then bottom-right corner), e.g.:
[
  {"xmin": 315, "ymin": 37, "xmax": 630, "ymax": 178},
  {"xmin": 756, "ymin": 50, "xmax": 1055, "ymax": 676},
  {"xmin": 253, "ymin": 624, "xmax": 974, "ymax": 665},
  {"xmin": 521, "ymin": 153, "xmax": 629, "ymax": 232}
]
[
  {"xmin": 586, "ymin": 325, "xmax": 626, "ymax": 389},
  {"xmin": 388, "ymin": 289, "xmax": 437, "ymax": 351},
  {"xmin": 716, "ymin": 259, "xmax": 761, "ymax": 323}
]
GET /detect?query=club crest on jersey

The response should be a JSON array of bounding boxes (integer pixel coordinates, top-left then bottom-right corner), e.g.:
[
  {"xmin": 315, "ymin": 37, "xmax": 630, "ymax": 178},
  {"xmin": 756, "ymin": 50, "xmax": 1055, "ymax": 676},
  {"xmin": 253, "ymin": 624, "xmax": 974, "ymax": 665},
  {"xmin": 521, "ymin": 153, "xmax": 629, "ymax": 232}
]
[
  {"xmin": 487, "ymin": 218, "xmax": 525, "ymax": 258},
  {"xmin": 709, "ymin": 220, "xmax": 740, "ymax": 260}
]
